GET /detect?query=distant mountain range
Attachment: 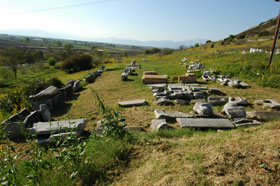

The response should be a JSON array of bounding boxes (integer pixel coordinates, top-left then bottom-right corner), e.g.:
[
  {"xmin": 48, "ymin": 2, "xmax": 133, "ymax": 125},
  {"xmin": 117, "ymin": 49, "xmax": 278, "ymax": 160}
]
[{"xmin": 0, "ymin": 29, "xmax": 206, "ymax": 49}]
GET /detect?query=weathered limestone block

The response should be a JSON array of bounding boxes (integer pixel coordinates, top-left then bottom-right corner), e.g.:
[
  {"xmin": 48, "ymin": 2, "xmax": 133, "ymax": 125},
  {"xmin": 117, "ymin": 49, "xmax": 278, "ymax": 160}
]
[
  {"xmin": 151, "ymin": 119, "xmax": 168, "ymax": 132},
  {"xmin": 255, "ymin": 99, "xmax": 280, "ymax": 110},
  {"xmin": 118, "ymin": 99, "xmax": 147, "ymax": 107},
  {"xmin": 39, "ymin": 104, "xmax": 51, "ymax": 122},
  {"xmin": 246, "ymin": 111, "xmax": 280, "ymax": 121},
  {"xmin": 176, "ymin": 118, "xmax": 235, "ymax": 129},
  {"xmin": 222, "ymin": 103, "xmax": 246, "ymax": 118},
  {"xmin": 208, "ymin": 96, "xmax": 228, "ymax": 106},
  {"xmin": 154, "ymin": 109, "xmax": 193, "ymax": 122},
  {"xmin": 156, "ymin": 98, "xmax": 174, "ymax": 106},
  {"xmin": 142, "ymin": 75, "xmax": 168, "ymax": 84},
  {"xmin": 23, "ymin": 111, "xmax": 43, "ymax": 128},
  {"xmin": 73, "ymin": 80, "xmax": 81, "ymax": 93},
  {"xmin": 193, "ymin": 102, "xmax": 213, "ymax": 117},
  {"xmin": 29, "ymin": 119, "xmax": 87, "ymax": 136}
]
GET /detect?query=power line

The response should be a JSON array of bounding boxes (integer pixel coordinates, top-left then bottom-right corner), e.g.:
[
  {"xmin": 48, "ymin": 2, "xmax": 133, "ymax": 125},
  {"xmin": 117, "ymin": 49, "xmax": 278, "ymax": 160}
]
[{"xmin": 2, "ymin": 0, "xmax": 110, "ymax": 16}]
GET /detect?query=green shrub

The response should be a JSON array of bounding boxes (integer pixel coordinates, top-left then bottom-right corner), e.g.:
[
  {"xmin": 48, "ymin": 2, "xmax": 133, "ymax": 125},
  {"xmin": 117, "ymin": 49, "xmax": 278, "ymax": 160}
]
[
  {"xmin": 61, "ymin": 54, "xmax": 93, "ymax": 73},
  {"xmin": 47, "ymin": 57, "xmax": 56, "ymax": 66},
  {"xmin": 144, "ymin": 48, "xmax": 161, "ymax": 55}
]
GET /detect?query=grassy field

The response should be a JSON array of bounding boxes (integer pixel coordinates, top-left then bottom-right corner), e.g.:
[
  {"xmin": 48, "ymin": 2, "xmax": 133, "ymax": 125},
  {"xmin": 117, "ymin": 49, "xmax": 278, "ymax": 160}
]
[{"xmin": 1, "ymin": 38, "xmax": 280, "ymax": 185}]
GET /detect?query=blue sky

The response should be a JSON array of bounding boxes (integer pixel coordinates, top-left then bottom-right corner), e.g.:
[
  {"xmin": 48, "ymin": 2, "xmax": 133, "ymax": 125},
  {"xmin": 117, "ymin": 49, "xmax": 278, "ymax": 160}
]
[{"xmin": 0, "ymin": 0, "xmax": 279, "ymax": 41}]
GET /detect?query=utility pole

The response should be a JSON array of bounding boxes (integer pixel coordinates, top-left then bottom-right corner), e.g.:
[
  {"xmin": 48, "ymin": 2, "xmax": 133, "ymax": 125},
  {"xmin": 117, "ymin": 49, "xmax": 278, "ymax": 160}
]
[{"xmin": 268, "ymin": 1, "xmax": 280, "ymax": 67}]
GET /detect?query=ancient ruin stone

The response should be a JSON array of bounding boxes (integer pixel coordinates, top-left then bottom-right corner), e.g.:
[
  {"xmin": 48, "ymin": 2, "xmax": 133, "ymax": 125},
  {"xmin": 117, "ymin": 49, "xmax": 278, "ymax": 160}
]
[
  {"xmin": 151, "ymin": 119, "xmax": 168, "ymax": 132},
  {"xmin": 193, "ymin": 102, "xmax": 213, "ymax": 117},
  {"xmin": 23, "ymin": 111, "xmax": 43, "ymax": 128},
  {"xmin": 39, "ymin": 104, "xmax": 51, "ymax": 122},
  {"xmin": 118, "ymin": 99, "xmax": 147, "ymax": 107},
  {"xmin": 177, "ymin": 118, "xmax": 235, "ymax": 129},
  {"xmin": 29, "ymin": 119, "xmax": 87, "ymax": 136},
  {"xmin": 142, "ymin": 75, "xmax": 168, "ymax": 84},
  {"xmin": 207, "ymin": 96, "xmax": 228, "ymax": 106},
  {"xmin": 174, "ymin": 99, "xmax": 189, "ymax": 105},
  {"xmin": 222, "ymin": 103, "xmax": 246, "ymax": 118},
  {"xmin": 156, "ymin": 98, "xmax": 174, "ymax": 106},
  {"xmin": 154, "ymin": 109, "xmax": 193, "ymax": 122},
  {"xmin": 246, "ymin": 111, "xmax": 280, "ymax": 121},
  {"xmin": 73, "ymin": 80, "xmax": 81, "ymax": 93},
  {"xmin": 255, "ymin": 99, "xmax": 280, "ymax": 110},
  {"xmin": 229, "ymin": 97, "xmax": 248, "ymax": 106}
]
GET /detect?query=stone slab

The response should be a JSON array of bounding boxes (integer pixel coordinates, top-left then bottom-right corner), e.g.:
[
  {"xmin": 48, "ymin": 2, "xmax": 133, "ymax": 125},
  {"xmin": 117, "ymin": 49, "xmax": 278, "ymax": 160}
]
[
  {"xmin": 151, "ymin": 119, "xmax": 168, "ymax": 132},
  {"xmin": 246, "ymin": 111, "xmax": 280, "ymax": 121},
  {"xmin": 118, "ymin": 99, "xmax": 147, "ymax": 107},
  {"xmin": 142, "ymin": 75, "xmax": 168, "ymax": 84},
  {"xmin": 36, "ymin": 86, "xmax": 58, "ymax": 97},
  {"xmin": 154, "ymin": 109, "xmax": 194, "ymax": 122},
  {"xmin": 29, "ymin": 118, "xmax": 87, "ymax": 136},
  {"xmin": 177, "ymin": 118, "xmax": 235, "ymax": 129}
]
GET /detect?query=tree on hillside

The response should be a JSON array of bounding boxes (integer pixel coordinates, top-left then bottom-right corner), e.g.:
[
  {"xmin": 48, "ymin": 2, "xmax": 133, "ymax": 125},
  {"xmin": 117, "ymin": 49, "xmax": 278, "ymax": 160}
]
[
  {"xmin": 32, "ymin": 50, "xmax": 44, "ymax": 62},
  {"xmin": 64, "ymin": 43, "xmax": 74, "ymax": 58},
  {"xmin": 0, "ymin": 47, "xmax": 25, "ymax": 78},
  {"xmin": 179, "ymin": 45, "xmax": 185, "ymax": 50},
  {"xmin": 56, "ymin": 41, "xmax": 62, "ymax": 47}
]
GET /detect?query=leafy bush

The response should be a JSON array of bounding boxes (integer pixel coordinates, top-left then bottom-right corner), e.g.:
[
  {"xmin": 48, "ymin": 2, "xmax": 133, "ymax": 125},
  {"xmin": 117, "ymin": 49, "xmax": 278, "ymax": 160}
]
[
  {"xmin": 144, "ymin": 48, "xmax": 161, "ymax": 55},
  {"xmin": 161, "ymin": 48, "xmax": 174, "ymax": 55},
  {"xmin": 61, "ymin": 54, "xmax": 93, "ymax": 73},
  {"xmin": 47, "ymin": 57, "xmax": 56, "ymax": 66},
  {"xmin": 258, "ymin": 30, "xmax": 270, "ymax": 37}
]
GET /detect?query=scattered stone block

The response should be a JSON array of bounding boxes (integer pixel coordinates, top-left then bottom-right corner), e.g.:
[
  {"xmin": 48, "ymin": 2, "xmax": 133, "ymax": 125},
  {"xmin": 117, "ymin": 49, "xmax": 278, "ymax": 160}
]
[
  {"xmin": 29, "ymin": 86, "xmax": 63, "ymax": 110},
  {"xmin": 73, "ymin": 80, "xmax": 81, "ymax": 93},
  {"xmin": 39, "ymin": 104, "xmax": 51, "ymax": 122},
  {"xmin": 142, "ymin": 75, "xmax": 168, "ymax": 84},
  {"xmin": 151, "ymin": 119, "xmax": 168, "ymax": 132},
  {"xmin": 147, "ymin": 84, "xmax": 166, "ymax": 91},
  {"xmin": 208, "ymin": 96, "xmax": 228, "ymax": 106},
  {"xmin": 190, "ymin": 99, "xmax": 206, "ymax": 104},
  {"xmin": 193, "ymin": 102, "xmax": 213, "ymax": 117},
  {"xmin": 246, "ymin": 111, "xmax": 280, "ymax": 121},
  {"xmin": 154, "ymin": 109, "xmax": 193, "ymax": 122},
  {"xmin": 229, "ymin": 97, "xmax": 248, "ymax": 106},
  {"xmin": 178, "ymin": 73, "xmax": 196, "ymax": 83},
  {"xmin": 85, "ymin": 75, "xmax": 95, "ymax": 83},
  {"xmin": 121, "ymin": 72, "xmax": 129, "ymax": 81},
  {"xmin": 118, "ymin": 99, "xmax": 147, "ymax": 107},
  {"xmin": 175, "ymin": 99, "xmax": 189, "ymax": 105},
  {"xmin": 156, "ymin": 98, "xmax": 174, "ymax": 106},
  {"xmin": 23, "ymin": 111, "xmax": 43, "ymax": 128},
  {"xmin": 177, "ymin": 118, "xmax": 235, "ymax": 129},
  {"xmin": 233, "ymin": 118, "xmax": 262, "ymax": 127},
  {"xmin": 222, "ymin": 103, "xmax": 246, "ymax": 118},
  {"xmin": 29, "ymin": 118, "xmax": 87, "ymax": 136},
  {"xmin": 2, "ymin": 122, "xmax": 26, "ymax": 139},
  {"xmin": 193, "ymin": 91, "xmax": 206, "ymax": 99},
  {"xmin": 228, "ymin": 80, "xmax": 241, "ymax": 88},
  {"xmin": 239, "ymin": 82, "xmax": 251, "ymax": 89},
  {"xmin": 255, "ymin": 99, "xmax": 280, "ymax": 110}
]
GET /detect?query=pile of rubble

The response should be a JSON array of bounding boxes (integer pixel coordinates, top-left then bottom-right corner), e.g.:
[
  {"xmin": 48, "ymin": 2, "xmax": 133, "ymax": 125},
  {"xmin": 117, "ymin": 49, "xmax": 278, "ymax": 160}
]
[
  {"xmin": 186, "ymin": 61, "xmax": 204, "ymax": 73},
  {"xmin": 121, "ymin": 60, "xmax": 141, "ymax": 81},
  {"xmin": 202, "ymin": 71, "xmax": 250, "ymax": 89},
  {"xmin": 84, "ymin": 66, "xmax": 105, "ymax": 83},
  {"xmin": 147, "ymin": 83, "xmax": 226, "ymax": 106}
]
